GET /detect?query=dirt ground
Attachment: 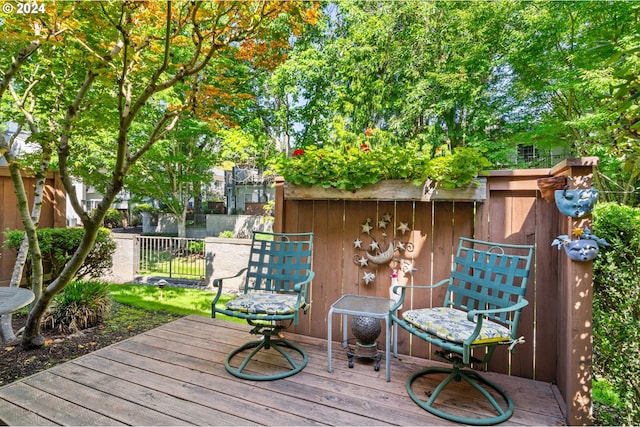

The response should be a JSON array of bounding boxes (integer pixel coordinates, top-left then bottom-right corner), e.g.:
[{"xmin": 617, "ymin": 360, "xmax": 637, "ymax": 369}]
[{"xmin": 0, "ymin": 302, "xmax": 182, "ymax": 387}]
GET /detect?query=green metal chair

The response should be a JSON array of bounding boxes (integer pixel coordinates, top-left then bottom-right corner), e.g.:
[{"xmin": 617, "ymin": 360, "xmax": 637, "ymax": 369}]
[
  {"xmin": 212, "ymin": 231, "xmax": 314, "ymax": 381},
  {"xmin": 390, "ymin": 237, "xmax": 534, "ymax": 425}
]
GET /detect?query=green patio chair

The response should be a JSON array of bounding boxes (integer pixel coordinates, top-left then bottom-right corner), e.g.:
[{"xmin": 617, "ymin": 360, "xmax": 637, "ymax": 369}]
[
  {"xmin": 391, "ymin": 237, "xmax": 534, "ymax": 425},
  {"xmin": 212, "ymin": 231, "xmax": 314, "ymax": 380}
]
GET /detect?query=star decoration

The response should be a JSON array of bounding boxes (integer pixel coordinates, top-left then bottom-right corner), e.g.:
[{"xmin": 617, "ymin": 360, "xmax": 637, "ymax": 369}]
[
  {"xmin": 401, "ymin": 260, "xmax": 417, "ymax": 275},
  {"xmin": 362, "ymin": 271, "xmax": 376, "ymax": 285},
  {"xmin": 353, "ymin": 238, "xmax": 363, "ymax": 249},
  {"xmin": 378, "ymin": 219, "xmax": 388, "ymax": 229},
  {"xmin": 397, "ymin": 222, "xmax": 411, "ymax": 234},
  {"xmin": 369, "ymin": 240, "xmax": 380, "ymax": 251},
  {"xmin": 382, "ymin": 212, "xmax": 393, "ymax": 222},
  {"xmin": 397, "ymin": 241, "xmax": 406, "ymax": 251},
  {"xmin": 361, "ymin": 221, "xmax": 373, "ymax": 234},
  {"xmin": 357, "ymin": 256, "xmax": 369, "ymax": 267}
]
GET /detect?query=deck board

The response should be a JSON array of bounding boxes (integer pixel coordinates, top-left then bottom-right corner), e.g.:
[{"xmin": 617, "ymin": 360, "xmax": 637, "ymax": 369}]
[{"xmin": 0, "ymin": 315, "xmax": 566, "ymax": 426}]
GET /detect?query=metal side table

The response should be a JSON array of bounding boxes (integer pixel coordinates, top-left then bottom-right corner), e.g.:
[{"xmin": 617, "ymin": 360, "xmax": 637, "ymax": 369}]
[
  {"xmin": 327, "ymin": 294, "xmax": 398, "ymax": 382},
  {"xmin": 0, "ymin": 287, "xmax": 35, "ymax": 316}
]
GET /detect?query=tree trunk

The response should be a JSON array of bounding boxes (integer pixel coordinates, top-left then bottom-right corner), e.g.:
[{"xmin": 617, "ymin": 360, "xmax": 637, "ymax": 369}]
[
  {"xmin": 21, "ymin": 221, "xmax": 102, "ymax": 349},
  {"xmin": 1, "ymin": 159, "xmax": 46, "ymax": 344},
  {"xmin": 177, "ymin": 208, "xmax": 187, "ymax": 238}
]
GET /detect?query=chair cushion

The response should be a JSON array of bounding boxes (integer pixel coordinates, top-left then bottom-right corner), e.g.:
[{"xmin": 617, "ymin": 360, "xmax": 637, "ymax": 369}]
[
  {"xmin": 402, "ymin": 307, "xmax": 511, "ymax": 344},
  {"xmin": 226, "ymin": 292, "xmax": 305, "ymax": 315}
]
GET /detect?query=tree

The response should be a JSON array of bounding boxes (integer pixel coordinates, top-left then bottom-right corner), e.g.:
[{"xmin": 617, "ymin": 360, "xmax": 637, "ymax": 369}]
[
  {"xmin": 126, "ymin": 118, "xmax": 219, "ymax": 238},
  {"xmin": 500, "ymin": 1, "xmax": 639, "ymax": 203},
  {"xmin": 268, "ymin": 1, "xmax": 517, "ymax": 149},
  {"xmin": 0, "ymin": 0, "xmax": 318, "ymax": 348}
]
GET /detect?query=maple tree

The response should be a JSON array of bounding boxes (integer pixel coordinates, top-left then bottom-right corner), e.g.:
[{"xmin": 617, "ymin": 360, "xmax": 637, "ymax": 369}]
[{"xmin": 0, "ymin": 0, "xmax": 319, "ymax": 348}]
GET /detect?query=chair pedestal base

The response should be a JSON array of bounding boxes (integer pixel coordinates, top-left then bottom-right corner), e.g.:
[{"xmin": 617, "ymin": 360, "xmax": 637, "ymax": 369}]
[
  {"xmin": 406, "ymin": 365, "xmax": 514, "ymax": 426},
  {"xmin": 225, "ymin": 335, "xmax": 309, "ymax": 381}
]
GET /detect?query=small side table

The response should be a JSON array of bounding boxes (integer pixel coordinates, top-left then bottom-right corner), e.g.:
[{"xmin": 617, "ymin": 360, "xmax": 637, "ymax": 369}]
[
  {"xmin": 327, "ymin": 294, "xmax": 397, "ymax": 382},
  {"xmin": 0, "ymin": 287, "xmax": 35, "ymax": 316}
]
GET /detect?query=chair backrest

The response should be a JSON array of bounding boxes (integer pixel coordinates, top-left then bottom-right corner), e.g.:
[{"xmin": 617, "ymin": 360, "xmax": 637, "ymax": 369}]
[
  {"xmin": 445, "ymin": 237, "xmax": 534, "ymax": 333},
  {"xmin": 243, "ymin": 231, "xmax": 313, "ymax": 293}
]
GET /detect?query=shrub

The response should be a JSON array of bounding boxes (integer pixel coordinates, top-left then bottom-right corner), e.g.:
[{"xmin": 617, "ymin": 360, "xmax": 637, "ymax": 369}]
[
  {"xmin": 274, "ymin": 131, "xmax": 491, "ymax": 191},
  {"xmin": 103, "ymin": 208, "xmax": 124, "ymax": 228},
  {"xmin": 44, "ymin": 280, "xmax": 111, "ymax": 333},
  {"xmin": 592, "ymin": 202, "xmax": 640, "ymax": 425},
  {"xmin": 218, "ymin": 230, "xmax": 234, "ymax": 238},
  {"xmin": 187, "ymin": 240, "xmax": 204, "ymax": 254},
  {"xmin": 3, "ymin": 227, "xmax": 116, "ymax": 281},
  {"xmin": 131, "ymin": 203, "xmax": 156, "ymax": 215}
]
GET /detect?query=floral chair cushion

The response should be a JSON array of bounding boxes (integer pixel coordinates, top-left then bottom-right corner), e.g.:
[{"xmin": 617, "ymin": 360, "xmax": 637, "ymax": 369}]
[
  {"xmin": 402, "ymin": 307, "xmax": 511, "ymax": 345},
  {"xmin": 226, "ymin": 292, "xmax": 305, "ymax": 315}
]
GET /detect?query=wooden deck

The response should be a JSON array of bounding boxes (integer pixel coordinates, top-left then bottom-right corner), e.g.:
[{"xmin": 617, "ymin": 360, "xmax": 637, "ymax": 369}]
[{"xmin": 0, "ymin": 315, "xmax": 566, "ymax": 426}]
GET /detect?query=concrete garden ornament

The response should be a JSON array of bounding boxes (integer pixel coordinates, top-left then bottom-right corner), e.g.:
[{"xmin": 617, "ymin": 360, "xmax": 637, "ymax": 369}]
[{"xmin": 552, "ymin": 227, "xmax": 609, "ymax": 262}]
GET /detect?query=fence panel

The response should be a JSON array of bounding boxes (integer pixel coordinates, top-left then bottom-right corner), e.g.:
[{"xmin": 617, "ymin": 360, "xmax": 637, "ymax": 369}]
[
  {"xmin": 274, "ymin": 168, "xmax": 568, "ymax": 384},
  {"xmin": 137, "ymin": 236, "xmax": 206, "ymax": 280}
]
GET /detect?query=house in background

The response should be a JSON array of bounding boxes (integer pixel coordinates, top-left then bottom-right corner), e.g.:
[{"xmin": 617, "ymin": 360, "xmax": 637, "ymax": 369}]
[{"xmin": 225, "ymin": 166, "xmax": 274, "ymax": 215}]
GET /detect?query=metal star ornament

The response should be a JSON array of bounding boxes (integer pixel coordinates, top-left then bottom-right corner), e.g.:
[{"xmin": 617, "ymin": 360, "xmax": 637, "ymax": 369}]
[
  {"xmin": 353, "ymin": 238, "xmax": 363, "ymax": 249},
  {"xmin": 397, "ymin": 222, "xmax": 411, "ymax": 234},
  {"xmin": 362, "ymin": 271, "xmax": 376, "ymax": 285},
  {"xmin": 361, "ymin": 221, "xmax": 373, "ymax": 234},
  {"xmin": 401, "ymin": 260, "xmax": 417, "ymax": 275}
]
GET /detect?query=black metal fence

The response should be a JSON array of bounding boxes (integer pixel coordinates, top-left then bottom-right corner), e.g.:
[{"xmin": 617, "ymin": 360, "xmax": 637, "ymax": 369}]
[{"xmin": 137, "ymin": 236, "xmax": 206, "ymax": 279}]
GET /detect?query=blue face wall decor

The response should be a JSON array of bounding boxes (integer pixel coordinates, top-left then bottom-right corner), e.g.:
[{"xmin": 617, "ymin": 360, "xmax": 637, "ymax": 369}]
[
  {"xmin": 554, "ymin": 187, "xmax": 599, "ymax": 218},
  {"xmin": 563, "ymin": 239, "xmax": 599, "ymax": 262}
]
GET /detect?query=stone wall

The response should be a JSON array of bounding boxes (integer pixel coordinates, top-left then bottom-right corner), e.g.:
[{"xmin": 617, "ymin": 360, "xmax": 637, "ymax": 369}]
[
  {"xmin": 101, "ymin": 233, "xmax": 252, "ymax": 293},
  {"xmin": 142, "ymin": 213, "xmax": 272, "ymax": 238}
]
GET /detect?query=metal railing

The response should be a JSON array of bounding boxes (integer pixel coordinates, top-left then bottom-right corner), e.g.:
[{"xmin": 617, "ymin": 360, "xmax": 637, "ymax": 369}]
[{"xmin": 137, "ymin": 236, "xmax": 206, "ymax": 279}]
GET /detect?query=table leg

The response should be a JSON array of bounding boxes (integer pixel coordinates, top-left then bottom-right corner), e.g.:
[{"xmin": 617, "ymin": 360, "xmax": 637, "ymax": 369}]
[
  {"xmin": 342, "ymin": 314, "xmax": 348, "ymax": 347},
  {"xmin": 327, "ymin": 307, "xmax": 333, "ymax": 373},
  {"xmin": 393, "ymin": 310, "xmax": 398, "ymax": 357},
  {"xmin": 385, "ymin": 315, "xmax": 390, "ymax": 382}
]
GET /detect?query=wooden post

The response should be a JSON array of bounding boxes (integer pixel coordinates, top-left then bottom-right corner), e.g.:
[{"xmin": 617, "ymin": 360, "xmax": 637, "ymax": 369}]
[
  {"xmin": 551, "ymin": 157, "xmax": 599, "ymax": 425},
  {"xmin": 274, "ymin": 176, "xmax": 285, "ymax": 233}
]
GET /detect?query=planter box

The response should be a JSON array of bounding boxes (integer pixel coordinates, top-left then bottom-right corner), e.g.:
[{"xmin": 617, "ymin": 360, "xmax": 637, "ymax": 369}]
[{"xmin": 284, "ymin": 177, "xmax": 486, "ymax": 202}]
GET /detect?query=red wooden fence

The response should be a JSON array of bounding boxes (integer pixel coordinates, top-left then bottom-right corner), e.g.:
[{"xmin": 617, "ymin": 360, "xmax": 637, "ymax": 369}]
[
  {"xmin": 0, "ymin": 166, "xmax": 66, "ymax": 287},
  {"xmin": 274, "ymin": 158, "xmax": 598, "ymax": 425}
]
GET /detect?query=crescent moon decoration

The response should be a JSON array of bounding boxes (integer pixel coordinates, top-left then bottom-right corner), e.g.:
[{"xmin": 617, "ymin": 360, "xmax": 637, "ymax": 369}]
[{"xmin": 365, "ymin": 241, "xmax": 395, "ymax": 265}]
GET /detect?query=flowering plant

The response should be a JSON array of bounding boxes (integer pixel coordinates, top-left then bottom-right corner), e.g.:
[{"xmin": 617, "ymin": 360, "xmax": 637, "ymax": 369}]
[{"xmin": 274, "ymin": 130, "xmax": 491, "ymax": 191}]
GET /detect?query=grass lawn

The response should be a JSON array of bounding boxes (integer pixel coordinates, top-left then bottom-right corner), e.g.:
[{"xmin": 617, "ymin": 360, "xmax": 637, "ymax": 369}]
[{"xmin": 109, "ymin": 284, "xmax": 242, "ymax": 323}]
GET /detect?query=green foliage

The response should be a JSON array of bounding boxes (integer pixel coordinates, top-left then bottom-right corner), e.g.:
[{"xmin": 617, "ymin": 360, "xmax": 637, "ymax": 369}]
[
  {"xmin": 592, "ymin": 202, "xmax": 640, "ymax": 425},
  {"xmin": 44, "ymin": 280, "xmax": 112, "ymax": 333},
  {"xmin": 275, "ymin": 134, "xmax": 490, "ymax": 191},
  {"xmin": 109, "ymin": 284, "xmax": 240, "ymax": 323},
  {"xmin": 593, "ymin": 378, "xmax": 624, "ymax": 426},
  {"xmin": 425, "ymin": 147, "xmax": 492, "ymax": 189},
  {"xmin": 218, "ymin": 230, "xmax": 235, "ymax": 238},
  {"xmin": 131, "ymin": 204, "xmax": 156, "ymax": 215},
  {"xmin": 187, "ymin": 240, "xmax": 204, "ymax": 254},
  {"xmin": 103, "ymin": 208, "xmax": 124, "ymax": 228},
  {"xmin": 3, "ymin": 228, "xmax": 116, "ymax": 281}
]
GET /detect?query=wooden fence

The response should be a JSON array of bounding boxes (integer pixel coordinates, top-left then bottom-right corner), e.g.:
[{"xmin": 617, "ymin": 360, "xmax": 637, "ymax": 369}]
[
  {"xmin": 0, "ymin": 167, "xmax": 66, "ymax": 287},
  {"xmin": 274, "ymin": 158, "xmax": 599, "ymax": 425}
]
